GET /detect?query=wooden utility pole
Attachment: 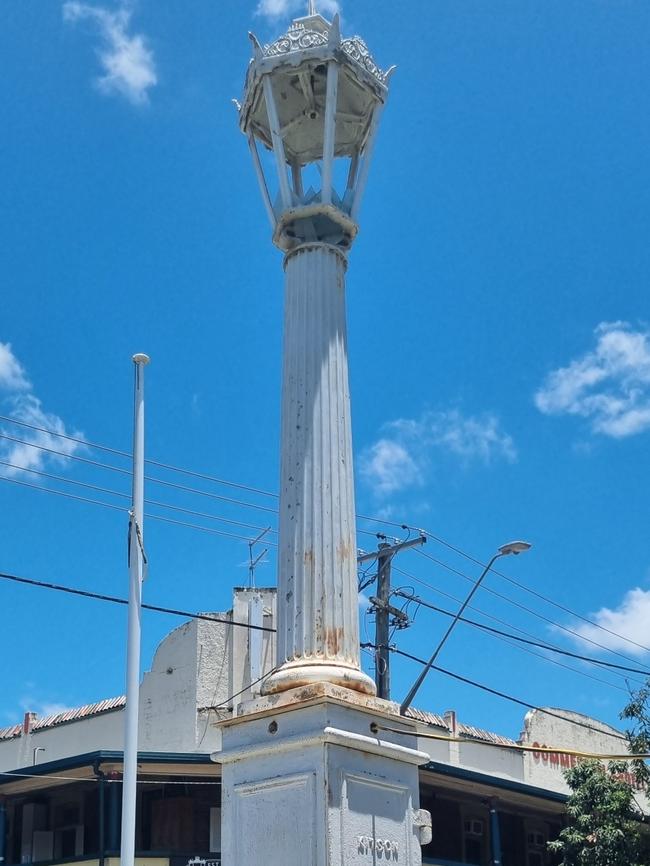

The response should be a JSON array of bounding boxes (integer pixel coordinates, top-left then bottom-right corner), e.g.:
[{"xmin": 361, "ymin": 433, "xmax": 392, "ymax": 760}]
[{"xmin": 359, "ymin": 536, "xmax": 427, "ymax": 699}]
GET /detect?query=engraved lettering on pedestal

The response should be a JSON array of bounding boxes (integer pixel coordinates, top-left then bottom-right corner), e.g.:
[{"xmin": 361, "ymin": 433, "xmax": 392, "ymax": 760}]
[
  {"xmin": 356, "ymin": 836, "xmax": 399, "ymax": 859},
  {"xmin": 343, "ymin": 774, "xmax": 411, "ymax": 864}
]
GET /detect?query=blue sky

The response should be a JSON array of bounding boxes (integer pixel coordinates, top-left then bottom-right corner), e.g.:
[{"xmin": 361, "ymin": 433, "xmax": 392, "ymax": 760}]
[{"xmin": 1, "ymin": 0, "xmax": 649, "ymax": 740}]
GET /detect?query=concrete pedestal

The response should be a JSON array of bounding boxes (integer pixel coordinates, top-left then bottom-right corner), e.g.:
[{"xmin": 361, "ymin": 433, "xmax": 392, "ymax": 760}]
[{"xmin": 218, "ymin": 684, "xmax": 430, "ymax": 866}]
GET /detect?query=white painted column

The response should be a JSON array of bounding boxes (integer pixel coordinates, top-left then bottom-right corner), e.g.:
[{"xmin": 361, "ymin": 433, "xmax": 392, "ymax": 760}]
[{"xmin": 263, "ymin": 243, "xmax": 375, "ymax": 696}]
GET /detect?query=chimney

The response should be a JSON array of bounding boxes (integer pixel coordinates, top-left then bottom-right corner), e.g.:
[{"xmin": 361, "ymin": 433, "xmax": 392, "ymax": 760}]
[
  {"xmin": 22, "ymin": 712, "xmax": 37, "ymax": 735},
  {"xmin": 443, "ymin": 709, "xmax": 457, "ymax": 736}
]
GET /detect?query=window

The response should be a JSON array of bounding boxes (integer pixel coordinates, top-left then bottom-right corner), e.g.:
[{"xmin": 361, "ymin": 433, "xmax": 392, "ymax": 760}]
[
  {"xmin": 463, "ymin": 815, "xmax": 486, "ymax": 865},
  {"xmin": 140, "ymin": 782, "xmax": 220, "ymax": 854},
  {"xmin": 526, "ymin": 823, "xmax": 548, "ymax": 866}
]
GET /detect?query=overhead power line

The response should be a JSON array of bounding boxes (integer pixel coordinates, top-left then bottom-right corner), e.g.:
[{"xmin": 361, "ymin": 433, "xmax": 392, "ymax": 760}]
[
  {"xmin": 0, "ymin": 433, "xmax": 371, "ymax": 544},
  {"xmin": 3, "ymin": 668, "xmax": 278, "ymax": 785},
  {"xmin": 357, "ymin": 512, "xmax": 650, "ymax": 658},
  {"xmin": 0, "ymin": 459, "xmax": 278, "ymax": 535},
  {"xmin": 0, "ymin": 570, "xmax": 276, "ymax": 633},
  {"xmin": 9, "ymin": 566, "xmax": 631, "ymax": 748},
  {"xmin": 393, "ymin": 589, "xmax": 650, "ymax": 677},
  {"xmin": 0, "ymin": 414, "xmax": 277, "ymax": 499},
  {"xmin": 1, "ymin": 416, "xmax": 645, "ymax": 657},
  {"xmin": 475, "ymin": 631, "xmax": 630, "ymax": 694},
  {"xmin": 0, "ymin": 433, "xmax": 278, "ymax": 515},
  {"xmin": 201, "ymin": 669, "xmax": 279, "ymax": 714},
  {"xmin": 413, "ymin": 527, "xmax": 650, "ymax": 656},
  {"xmin": 371, "ymin": 722, "xmax": 650, "ymax": 761},
  {"xmin": 0, "ymin": 436, "xmax": 382, "ymax": 543},
  {"xmin": 412, "ymin": 547, "xmax": 647, "ymax": 669},
  {"xmin": 392, "ymin": 565, "xmax": 646, "ymax": 690},
  {"xmin": 371, "ymin": 644, "xmax": 629, "ymax": 742},
  {"xmin": 0, "ymin": 476, "xmax": 266, "ymax": 544}
]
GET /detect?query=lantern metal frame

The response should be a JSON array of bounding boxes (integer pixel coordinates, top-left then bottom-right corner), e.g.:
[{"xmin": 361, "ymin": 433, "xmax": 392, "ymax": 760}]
[{"xmin": 238, "ymin": 12, "xmax": 393, "ymax": 252}]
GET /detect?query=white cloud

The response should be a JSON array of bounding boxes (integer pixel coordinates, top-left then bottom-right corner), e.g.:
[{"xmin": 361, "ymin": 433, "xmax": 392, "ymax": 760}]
[
  {"xmin": 535, "ymin": 321, "xmax": 650, "ymax": 438},
  {"xmin": 19, "ymin": 695, "xmax": 74, "ymax": 719},
  {"xmin": 0, "ymin": 343, "xmax": 29, "ymax": 391},
  {"xmin": 63, "ymin": 2, "xmax": 157, "ymax": 105},
  {"xmin": 359, "ymin": 438, "xmax": 420, "ymax": 496},
  {"xmin": 359, "ymin": 409, "xmax": 516, "ymax": 499},
  {"xmin": 41, "ymin": 703, "xmax": 74, "ymax": 717},
  {"xmin": 0, "ymin": 343, "xmax": 83, "ymax": 477},
  {"xmin": 569, "ymin": 588, "xmax": 650, "ymax": 658},
  {"xmin": 391, "ymin": 411, "xmax": 517, "ymax": 465},
  {"xmin": 256, "ymin": 0, "xmax": 340, "ymax": 22},
  {"xmin": 36, "ymin": 702, "xmax": 75, "ymax": 718}
]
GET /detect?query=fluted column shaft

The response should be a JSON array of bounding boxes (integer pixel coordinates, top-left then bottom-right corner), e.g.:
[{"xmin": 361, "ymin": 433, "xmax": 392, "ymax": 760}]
[{"xmin": 262, "ymin": 243, "xmax": 375, "ymax": 695}]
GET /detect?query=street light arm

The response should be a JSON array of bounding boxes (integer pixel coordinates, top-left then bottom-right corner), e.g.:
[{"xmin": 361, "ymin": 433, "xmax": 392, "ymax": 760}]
[{"xmin": 399, "ymin": 551, "xmax": 503, "ymax": 716}]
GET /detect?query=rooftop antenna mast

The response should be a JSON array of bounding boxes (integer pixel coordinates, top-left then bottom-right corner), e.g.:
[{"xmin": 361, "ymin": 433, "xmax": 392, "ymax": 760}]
[
  {"xmin": 248, "ymin": 527, "xmax": 270, "ymax": 588},
  {"xmin": 308, "ymin": 0, "xmax": 317, "ymax": 15}
]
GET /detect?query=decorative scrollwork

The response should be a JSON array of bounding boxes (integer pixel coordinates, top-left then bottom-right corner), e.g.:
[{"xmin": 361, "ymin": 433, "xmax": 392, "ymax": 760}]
[
  {"xmin": 261, "ymin": 21, "xmax": 386, "ymax": 86},
  {"xmin": 341, "ymin": 36, "xmax": 386, "ymax": 83},
  {"xmin": 265, "ymin": 22, "xmax": 328, "ymax": 57}
]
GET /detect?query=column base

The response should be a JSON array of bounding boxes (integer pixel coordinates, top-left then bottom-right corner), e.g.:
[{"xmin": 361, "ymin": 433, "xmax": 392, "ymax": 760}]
[
  {"xmin": 217, "ymin": 689, "xmax": 430, "ymax": 866},
  {"xmin": 262, "ymin": 659, "xmax": 376, "ymax": 696}
]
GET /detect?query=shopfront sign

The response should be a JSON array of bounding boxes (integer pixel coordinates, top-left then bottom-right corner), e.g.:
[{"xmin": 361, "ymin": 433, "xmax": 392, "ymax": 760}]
[{"xmin": 171, "ymin": 854, "xmax": 220, "ymax": 866}]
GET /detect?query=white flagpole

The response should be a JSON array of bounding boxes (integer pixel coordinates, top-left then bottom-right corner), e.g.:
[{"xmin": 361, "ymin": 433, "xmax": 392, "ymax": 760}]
[{"xmin": 120, "ymin": 353, "xmax": 150, "ymax": 866}]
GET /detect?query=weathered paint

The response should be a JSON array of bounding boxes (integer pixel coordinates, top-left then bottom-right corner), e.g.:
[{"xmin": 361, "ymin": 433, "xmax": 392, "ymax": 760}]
[
  {"xmin": 219, "ymin": 687, "xmax": 428, "ymax": 866},
  {"xmin": 521, "ymin": 707, "xmax": 650, "ymax": 809},
  {"xmin": 263, "ymin": 244, "xmax": 374, "ymax": 697},
  {"xmin": 0, "ymin": 590, "xmax": 274, "ymax": 770}
]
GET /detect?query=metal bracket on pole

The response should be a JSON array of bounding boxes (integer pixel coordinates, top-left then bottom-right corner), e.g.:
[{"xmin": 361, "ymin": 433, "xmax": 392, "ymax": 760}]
[
  {"xmin": 357, "ymin": 534, "xmax": 426, "ymax": 700},
  {"xmin": 368, "ymin": 597, "xmax": 410, "ymax": 627}
]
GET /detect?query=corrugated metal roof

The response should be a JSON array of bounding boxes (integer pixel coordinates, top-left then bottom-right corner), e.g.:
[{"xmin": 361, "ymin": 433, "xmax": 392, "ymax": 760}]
[
  {"xmin": 0, "ymin": 697, "xmax": 125, "ymax": 742},
  {"xmin": 404, "ymin": 707, "xmax": 449, "ymax": 729},
  {"xmin": 406, "ymin": 707, "xmax": 517, "ymax": 747},
  {"xmin": 458, "ymin": 723, "xmax": 517, "ymax": 747},
  {"xmin": 0, "ymin": 724, "xmax": 21, "ymax": 741},
  {"xmin": 0, "ymin": 695, "xmax": 516, "ymax": 749}
]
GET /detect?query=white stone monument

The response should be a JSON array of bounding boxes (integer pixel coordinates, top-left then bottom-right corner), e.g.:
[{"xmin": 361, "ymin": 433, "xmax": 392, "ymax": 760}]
[{"xmin": 218, "ymin": 6, "xmax": 431, "ymax": 864}]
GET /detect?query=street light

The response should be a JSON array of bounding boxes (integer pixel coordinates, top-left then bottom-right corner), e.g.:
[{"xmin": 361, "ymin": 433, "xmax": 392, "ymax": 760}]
[
  {"xmin": 399, "ymin": 540, "xmax": 532, "ymax": 715},
  {"xmin": 236, "ymin": 5, "xmax": 392, "ymax": 697}
]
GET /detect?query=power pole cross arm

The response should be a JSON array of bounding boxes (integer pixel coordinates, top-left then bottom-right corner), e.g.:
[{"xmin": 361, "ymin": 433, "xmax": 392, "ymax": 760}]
[{"xmin": 363, "ymin": 535, "xmax": 426, "ymax": 700}]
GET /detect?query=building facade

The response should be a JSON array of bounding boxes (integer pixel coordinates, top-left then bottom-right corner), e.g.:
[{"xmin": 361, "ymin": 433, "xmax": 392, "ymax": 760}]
[{"xmin": 1, "ymin": 588, "xmax": 647, "ymax": 866}]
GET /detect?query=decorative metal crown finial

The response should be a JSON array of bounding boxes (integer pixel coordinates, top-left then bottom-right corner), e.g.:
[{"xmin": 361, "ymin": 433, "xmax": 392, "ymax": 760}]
[{"xmin": 239, "ymin": 0, "xmax": 392, "ymax": 251}]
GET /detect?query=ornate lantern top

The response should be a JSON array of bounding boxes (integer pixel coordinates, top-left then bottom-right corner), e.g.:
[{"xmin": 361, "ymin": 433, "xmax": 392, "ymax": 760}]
[
  {"xmin": 238, "ymin": 6, "xmax": 393, "ymax": 252},
  {"xmin": 262, "ymin": 16, "xmax": 388, "ymax": 86}
]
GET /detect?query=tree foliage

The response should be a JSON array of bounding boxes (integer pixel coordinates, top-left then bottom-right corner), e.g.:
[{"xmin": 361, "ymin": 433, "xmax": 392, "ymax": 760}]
[
  {"xmin": 622, "ymin": 680, "xmax": 650, "ymax": 790},
  {"xmin": 547, "ymin": 760, "xmax": 647, "ymax": 866},
  {"xmin": 548, "ymin": 678, "xmax": 650, "ymax": 866}
]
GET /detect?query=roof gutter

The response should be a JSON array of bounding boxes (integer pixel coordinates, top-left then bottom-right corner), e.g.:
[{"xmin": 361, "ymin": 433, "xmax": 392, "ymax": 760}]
[
  {"xmin": 0, "ymin": 750, "xmax": 215, "ymax": 787},
  {"xmin": 422, "ymin": 760, "xmax": 568, "ymax": 804}
]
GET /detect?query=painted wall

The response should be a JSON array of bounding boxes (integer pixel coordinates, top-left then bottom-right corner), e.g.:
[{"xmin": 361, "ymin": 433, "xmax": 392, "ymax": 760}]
[
  {"xmin": 3, "ymin": 593, "xmax": 646, "ymax": 821},
  {"xmin": 521, "ymin": 707, "xmax": 649, "ymax": 809},
  {"xmin": 0, "ymin": 710, "xmax": 124, "ymax": 772},
  {"xmin": 0, "ymin": 589, "xmax": 275, "ymax": 771},
  {"xmin": 138, "ymin": 613, "xmax": 232, "ymax": 754}
]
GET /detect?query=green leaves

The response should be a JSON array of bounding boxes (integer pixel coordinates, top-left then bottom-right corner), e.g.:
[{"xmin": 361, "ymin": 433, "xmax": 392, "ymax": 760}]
[
  {"xmin": 622, "ymin": 681, "xmax": 650, "ymax": 789},
  {"xmin": 548, "ymin": 759, "xmax": 647, "ymax": 866},
  {"xmin": 548, "ymin": 677, "xmax": 650, "ymax": 866}
]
